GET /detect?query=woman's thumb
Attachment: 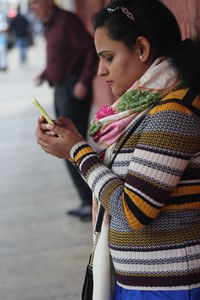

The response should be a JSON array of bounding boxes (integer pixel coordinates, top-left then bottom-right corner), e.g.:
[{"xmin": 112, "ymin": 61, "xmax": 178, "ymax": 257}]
[{"xmin": 46, "ymin": 123, "xmax": 65, "ymax": 137}]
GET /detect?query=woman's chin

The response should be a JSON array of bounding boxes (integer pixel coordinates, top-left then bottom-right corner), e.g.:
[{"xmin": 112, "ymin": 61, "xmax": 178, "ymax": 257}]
[{"xmin": 111, "ymin": 87, "xmax": 124, "ymax": 98}]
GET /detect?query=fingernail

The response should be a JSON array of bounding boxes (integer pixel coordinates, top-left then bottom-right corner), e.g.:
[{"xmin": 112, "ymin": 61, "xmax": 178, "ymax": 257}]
[{"xmin": 47, "ymin": 124, "xmax": 54, "ymax": 130}]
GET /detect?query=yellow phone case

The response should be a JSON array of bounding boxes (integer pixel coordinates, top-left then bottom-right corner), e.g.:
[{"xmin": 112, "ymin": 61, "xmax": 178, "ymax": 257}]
[{"xmin": 32, "ymin": 98, "xmax": 54, "ymax": 125}]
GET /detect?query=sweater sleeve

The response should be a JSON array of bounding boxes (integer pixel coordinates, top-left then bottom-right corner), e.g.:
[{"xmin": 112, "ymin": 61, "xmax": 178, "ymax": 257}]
[{"xmin": 72, "ymin": 102, "xmax": 200, "ymax": 230}]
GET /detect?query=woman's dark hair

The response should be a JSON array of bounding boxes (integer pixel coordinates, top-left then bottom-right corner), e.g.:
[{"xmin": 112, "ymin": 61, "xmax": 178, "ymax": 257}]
[{"xmin": 93, "ymin": 0, "xmax": 200, "ymax": 89}]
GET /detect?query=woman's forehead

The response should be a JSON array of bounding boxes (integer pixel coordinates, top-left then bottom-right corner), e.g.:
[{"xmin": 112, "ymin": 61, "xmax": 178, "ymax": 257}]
[{"xmin": 94, "ymin": 27, "xmax": 128, "ymax": 55}]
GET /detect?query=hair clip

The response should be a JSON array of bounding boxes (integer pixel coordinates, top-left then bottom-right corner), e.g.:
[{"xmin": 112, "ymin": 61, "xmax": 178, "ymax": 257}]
[
  {"xmin": 106, "ymin": 6, "xmax": 135, "ymax": 22},
  {"xmin": 121, "ymin": 7, "xmax": 135, "ymax": 21},
  {"xmin": 107, "ymin": 6, "xmax": 121, "ymax": 13}
]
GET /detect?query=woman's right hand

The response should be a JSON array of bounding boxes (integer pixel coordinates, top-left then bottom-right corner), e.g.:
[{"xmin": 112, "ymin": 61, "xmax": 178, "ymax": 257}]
[{"xmin": 35, "ymin": 116, "xmax": 85, "ymax": 159}]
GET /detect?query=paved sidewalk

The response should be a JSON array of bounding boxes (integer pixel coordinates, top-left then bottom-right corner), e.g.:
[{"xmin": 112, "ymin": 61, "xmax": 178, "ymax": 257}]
[{"xmin": 0, "ymin": 37, "xmax": 92, "ymax": 300}]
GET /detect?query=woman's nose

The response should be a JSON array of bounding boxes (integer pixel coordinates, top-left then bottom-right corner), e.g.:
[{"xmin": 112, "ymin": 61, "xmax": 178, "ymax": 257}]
[{"xmin": 97, "ymin": 62, "xmax": 108, "ymax": 77}]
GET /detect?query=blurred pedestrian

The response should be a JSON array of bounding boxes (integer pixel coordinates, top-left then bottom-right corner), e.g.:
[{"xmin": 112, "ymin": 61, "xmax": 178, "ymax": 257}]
[
  {"xmin": 0, "ymin": 30, "xmax": 8, "ymax": 71},
  {"xmin": 0, "ymin": 13, "xmax": 8, "ymax": 70},
  {"xmin": 30, "ymin": 0, "xmax": 98, "ymax": 220},
  {"xmin": 10, "ymin": 5, "xmax": 30, "ymax": 64}
]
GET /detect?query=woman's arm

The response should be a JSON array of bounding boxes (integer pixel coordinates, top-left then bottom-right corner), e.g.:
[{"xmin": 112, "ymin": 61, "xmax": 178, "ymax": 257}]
[{"xmin": 36, "ymin": 103, "xmax": 200, "ymax": 230}]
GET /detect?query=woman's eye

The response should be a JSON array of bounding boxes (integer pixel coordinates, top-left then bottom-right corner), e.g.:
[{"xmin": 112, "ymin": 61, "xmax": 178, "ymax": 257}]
[{"xmin": 106, "ymin": 56, "xmax": 113, "ymax": 62}]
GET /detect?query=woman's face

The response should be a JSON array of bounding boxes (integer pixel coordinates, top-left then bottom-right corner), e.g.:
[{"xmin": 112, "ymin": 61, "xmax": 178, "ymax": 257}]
[{"xmin": 94, "ymin": 27, "xmax": 149, "ymax": 98}]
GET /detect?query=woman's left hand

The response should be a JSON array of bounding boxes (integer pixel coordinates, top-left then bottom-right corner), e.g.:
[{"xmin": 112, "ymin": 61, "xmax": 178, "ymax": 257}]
[{"xmin": 35, "ymin": 116, "xmax": 85, "ymax": 159}]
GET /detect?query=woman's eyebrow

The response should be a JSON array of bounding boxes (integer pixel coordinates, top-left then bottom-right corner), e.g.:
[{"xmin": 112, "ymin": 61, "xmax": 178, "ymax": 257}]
[{"xmin": 97, "ymin": 50, "xmax": 111, "ymax": 57}]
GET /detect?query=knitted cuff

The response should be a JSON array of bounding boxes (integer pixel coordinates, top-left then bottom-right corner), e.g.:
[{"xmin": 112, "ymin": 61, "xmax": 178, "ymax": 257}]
[{"xmin": 70, "ymin": 141, "xmax": 94, "ymax": 164}]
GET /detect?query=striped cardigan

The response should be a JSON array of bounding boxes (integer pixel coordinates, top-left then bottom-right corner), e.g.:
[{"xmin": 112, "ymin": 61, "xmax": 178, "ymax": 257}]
[{"xmin": 71, "ymin": 88, "xmax": 200, "ymax": 290}]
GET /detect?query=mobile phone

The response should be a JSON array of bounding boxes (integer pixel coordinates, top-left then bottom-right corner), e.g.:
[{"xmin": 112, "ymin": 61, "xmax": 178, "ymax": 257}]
[{"xmin": 32, "ymin": 98, "xmax": 54, "ymax": 124}]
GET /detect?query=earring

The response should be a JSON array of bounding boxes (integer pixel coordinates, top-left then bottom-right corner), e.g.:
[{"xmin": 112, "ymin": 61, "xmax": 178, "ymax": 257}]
[{"xmin": 139, "ymin": 55, "xmax": 143, "ymax": 61}]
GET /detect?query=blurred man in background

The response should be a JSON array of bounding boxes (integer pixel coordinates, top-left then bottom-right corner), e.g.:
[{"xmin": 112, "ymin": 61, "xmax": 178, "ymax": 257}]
[{"xmin": 29, "ymin": 0, "xmax": 98, "ymax": 221}]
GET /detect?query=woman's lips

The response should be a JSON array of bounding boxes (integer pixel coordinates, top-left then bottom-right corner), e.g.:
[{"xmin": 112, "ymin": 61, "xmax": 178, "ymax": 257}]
[{"xmin": 106, "ymin": 80, "xmax": 114, "ymax": 86}]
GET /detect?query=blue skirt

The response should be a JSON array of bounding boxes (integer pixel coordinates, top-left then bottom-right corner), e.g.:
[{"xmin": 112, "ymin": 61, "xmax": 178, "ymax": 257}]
[{"xmin": 114, "ymin": 284, "xmax": 200, "ymax": 300}]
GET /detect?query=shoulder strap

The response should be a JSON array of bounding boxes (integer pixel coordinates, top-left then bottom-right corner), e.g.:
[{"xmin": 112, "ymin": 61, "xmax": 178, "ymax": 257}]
[
  {"xmin": 95, "ymin": 205, "xmax": 105, "ymax": 233},
  {"xmin": 158, "ymin": 87, "xmax": 199, "ymax": 116},
  {"xmin": 182, "ymin": 87, "xmax": 200, "ymax": 116},
  {"xmin": 182, "ymin": 86, "xmax": 198, "ymax": 105}
]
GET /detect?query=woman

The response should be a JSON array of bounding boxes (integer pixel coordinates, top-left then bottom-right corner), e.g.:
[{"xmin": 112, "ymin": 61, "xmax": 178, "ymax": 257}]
[{"xmin": 35, "ymin": 0, "xmax": 200, "ymax": 299}]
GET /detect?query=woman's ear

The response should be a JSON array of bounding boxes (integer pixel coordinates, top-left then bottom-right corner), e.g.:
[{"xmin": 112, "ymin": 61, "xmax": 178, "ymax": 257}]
[{"xmin": 135, "ymin": 36, "xmax": 151, "ymax": 63}]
